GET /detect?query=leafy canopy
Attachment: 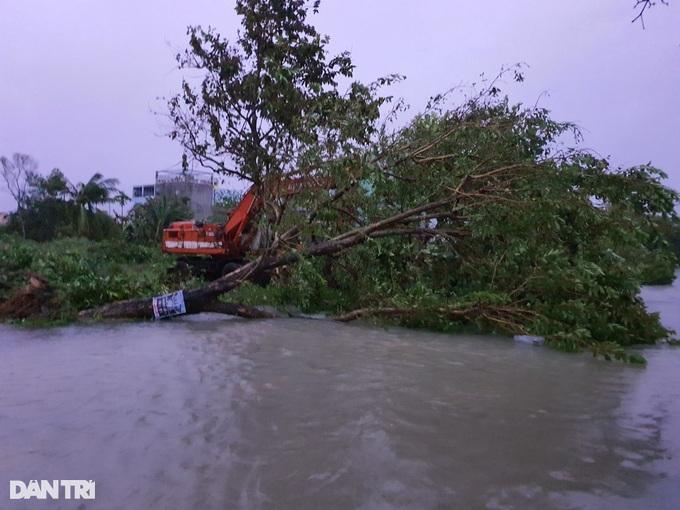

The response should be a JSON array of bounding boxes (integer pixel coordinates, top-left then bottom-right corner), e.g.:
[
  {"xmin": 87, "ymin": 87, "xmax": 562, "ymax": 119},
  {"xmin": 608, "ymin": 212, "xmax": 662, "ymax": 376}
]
[
  {"xmin": 169, "ymin": 0, "xmax": 396, "ymax": 187},
  {"xmin": 234, "ymin": 88, "xmax": 679, "ymax": 359}
]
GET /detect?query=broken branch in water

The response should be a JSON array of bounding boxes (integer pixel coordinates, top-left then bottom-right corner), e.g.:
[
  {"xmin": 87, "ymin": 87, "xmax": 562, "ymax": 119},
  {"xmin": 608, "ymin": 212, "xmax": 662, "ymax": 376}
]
[
  {"xmin": 332, "ymin": 304, "xmax": 538, "ymax": 333},
  {"xmin": 198, "ymin": 301, "xmax": 278, "ymax": 319}
]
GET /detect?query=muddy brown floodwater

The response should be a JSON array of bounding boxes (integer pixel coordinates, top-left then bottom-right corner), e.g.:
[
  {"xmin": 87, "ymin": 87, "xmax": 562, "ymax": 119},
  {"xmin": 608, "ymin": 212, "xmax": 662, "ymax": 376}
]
[{"xmin": 1, "ymin": 272, "xmax": 679, "ymax": 509}]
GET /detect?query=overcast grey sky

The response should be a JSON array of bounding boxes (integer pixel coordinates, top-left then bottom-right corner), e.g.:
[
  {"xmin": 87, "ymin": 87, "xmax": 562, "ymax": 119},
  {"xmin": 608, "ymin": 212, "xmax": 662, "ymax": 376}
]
[{"xmin": 1, "ymin": 0, "xmax": 678, "ymax": 210}]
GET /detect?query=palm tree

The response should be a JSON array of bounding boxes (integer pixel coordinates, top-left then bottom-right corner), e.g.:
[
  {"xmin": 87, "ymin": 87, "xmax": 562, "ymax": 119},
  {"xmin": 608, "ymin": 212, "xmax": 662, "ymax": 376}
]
[
  {"xmin": 71, "ymin": 172, "xmax": 120, "ymax": 235},
  {"xmin": 147, "ymin": 196, "xmax": 192, "ymax": 240},
  {"xmin": 72, "ymin": 173, "xmax": 120, "ymax": 212},
  {"xmin": 41, "ymin": 169, "xmax": 71, "ymax": 200},
  {"xmin": 127, "ymin": 196, "xmax": 191, "ymax": 243}
]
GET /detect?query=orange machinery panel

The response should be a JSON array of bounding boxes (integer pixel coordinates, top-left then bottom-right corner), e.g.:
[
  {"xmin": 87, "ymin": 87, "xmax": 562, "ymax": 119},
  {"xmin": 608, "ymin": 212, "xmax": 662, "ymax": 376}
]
[
  {"xmin": 162, "ymin": 221, "xmax": 227, "ymax": 256},
  {"xmin": 161, "ymin": 186, "xmax": 258, "ymax": 259}
]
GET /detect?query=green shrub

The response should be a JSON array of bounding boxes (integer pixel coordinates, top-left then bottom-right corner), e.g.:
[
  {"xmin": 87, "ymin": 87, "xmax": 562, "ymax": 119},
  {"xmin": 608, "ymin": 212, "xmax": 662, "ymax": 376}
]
[{"xmin": 0, "ymin": 234, "xmax": 200, "ymax": 320}]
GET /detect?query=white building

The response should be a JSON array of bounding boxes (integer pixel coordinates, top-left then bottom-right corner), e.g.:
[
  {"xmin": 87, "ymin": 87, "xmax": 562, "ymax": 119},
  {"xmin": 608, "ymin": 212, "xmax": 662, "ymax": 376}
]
[
  {"xmin": 131, "ymin": 184, "xmax": 156, "ymax": 206},
  {"xmin": 131, "ymin": 170, "xmax": 215, "ymax": 219}
]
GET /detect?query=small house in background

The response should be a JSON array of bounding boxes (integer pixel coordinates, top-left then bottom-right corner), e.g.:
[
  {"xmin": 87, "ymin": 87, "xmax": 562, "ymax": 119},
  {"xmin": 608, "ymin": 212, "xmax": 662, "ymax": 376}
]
[
  {"xmin": 131, "ymin": 169, "xmax": 215, "ymax": 220},
  {"xmin": 0, "ymin": 211, "xmax": 10, "ymax": 226}
]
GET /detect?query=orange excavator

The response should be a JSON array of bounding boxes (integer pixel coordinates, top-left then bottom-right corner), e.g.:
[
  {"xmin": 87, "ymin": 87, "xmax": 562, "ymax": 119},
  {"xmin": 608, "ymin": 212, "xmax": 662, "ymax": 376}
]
[{"xmin": 162, "ymin": 176, "xmax": 328, "ymax": 278}]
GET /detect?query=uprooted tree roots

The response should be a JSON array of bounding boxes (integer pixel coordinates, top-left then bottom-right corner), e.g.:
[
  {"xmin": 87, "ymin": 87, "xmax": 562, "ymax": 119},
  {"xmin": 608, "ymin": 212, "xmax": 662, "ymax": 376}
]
[{"xmin": 0, "ymin": 274, "xmax": 56, "ymax": 320}]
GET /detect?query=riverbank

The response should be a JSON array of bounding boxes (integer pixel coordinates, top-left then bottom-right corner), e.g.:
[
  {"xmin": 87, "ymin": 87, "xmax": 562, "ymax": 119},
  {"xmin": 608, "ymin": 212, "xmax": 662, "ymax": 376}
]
[{"xmin": 1, "ymin": 233, "xmax": 678, "ymax": 362}]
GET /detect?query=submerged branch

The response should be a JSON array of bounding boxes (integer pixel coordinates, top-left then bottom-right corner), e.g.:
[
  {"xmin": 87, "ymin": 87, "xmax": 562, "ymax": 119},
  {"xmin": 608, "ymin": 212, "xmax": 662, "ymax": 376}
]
[
  {"xmin": 332, "ymin": 303, "xmax": 538, "ymax": 334},
  {"xmin": 199, "ymin": 301, "xmax": 278, "ymax": 319}
]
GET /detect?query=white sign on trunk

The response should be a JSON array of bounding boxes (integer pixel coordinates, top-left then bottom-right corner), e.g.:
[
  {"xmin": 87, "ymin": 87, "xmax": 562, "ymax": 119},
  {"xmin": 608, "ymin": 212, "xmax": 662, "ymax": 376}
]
[{"xmin": 152, "ymin": 290, "xmax": 187, "ymax": 319}]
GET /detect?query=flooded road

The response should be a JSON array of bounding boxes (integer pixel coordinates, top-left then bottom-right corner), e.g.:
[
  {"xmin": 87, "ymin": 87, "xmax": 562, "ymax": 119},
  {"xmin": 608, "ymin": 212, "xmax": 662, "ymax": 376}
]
[{"xmin": 1, "ymin": 272, "xmax": 679, "ymax": 509}]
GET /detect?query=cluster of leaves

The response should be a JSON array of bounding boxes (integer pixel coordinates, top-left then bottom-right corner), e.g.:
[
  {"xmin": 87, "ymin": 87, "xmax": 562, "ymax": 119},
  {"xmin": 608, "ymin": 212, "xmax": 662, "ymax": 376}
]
[
  {"xmin": 124, "ymin": 196, "xmax": 192, "ymax": 244},
  {"xmin": 228, "ymin": 255, "xmax": 348, "ymax": 312},
  {"xmin": 642, "ymin": 215, "xmax": 680, "ymax": 283},
  {"xmin": 255, "ymin": 96, "xmax": 678, "ymax": 358},
  {"xmin": 0, "ymin": 234, "xmax": 200, "ymax": 321},
  {"xmin": 167, "ymin": 0, "xmax": 397, "ymax": 231},
  {"xmin": 209, "ymin": 189, "xmax": 244, "ymax": 223}
]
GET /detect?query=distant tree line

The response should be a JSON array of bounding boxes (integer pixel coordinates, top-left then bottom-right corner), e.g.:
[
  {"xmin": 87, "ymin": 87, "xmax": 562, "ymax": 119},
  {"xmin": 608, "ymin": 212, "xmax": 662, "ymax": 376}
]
[{"xmin": 0, "ymin": 153, "xmax": 191, "ymax": 243}]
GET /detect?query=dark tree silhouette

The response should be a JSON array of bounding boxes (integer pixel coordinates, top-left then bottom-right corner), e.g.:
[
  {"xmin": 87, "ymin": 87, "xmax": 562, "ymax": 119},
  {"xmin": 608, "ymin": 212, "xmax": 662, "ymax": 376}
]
[{"xmin": 0, "ymin": 153, "xmax": 39, "ymax": 237}]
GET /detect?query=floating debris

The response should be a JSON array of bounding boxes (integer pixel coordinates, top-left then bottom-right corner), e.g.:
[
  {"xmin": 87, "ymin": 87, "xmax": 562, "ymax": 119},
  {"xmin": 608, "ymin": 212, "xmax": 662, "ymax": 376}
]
[{"xmin": 514, "ymin": 335, "xmax": 545, "ymax": 346}]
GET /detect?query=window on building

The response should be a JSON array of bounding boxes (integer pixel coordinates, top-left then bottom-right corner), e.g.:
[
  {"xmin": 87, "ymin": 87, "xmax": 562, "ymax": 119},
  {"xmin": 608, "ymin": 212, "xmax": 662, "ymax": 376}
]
[
  {"xmin": 133, "ymin": 186, "xmax": 143, "ymax": 198},
  {"xmin": 143, "ymin": 186, "xmax": 155, "ymax": 197}
]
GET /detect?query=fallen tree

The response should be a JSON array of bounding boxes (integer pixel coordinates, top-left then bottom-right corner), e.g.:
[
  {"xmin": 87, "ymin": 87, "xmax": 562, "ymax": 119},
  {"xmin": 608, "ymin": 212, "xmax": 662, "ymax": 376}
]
[
  {"xmin": 78, "ymin": 181, "xmax": 493, "ymax": 320},
  {"xmin": 76, "ymin": 0, "xmax": 678, "ymax": 362}
]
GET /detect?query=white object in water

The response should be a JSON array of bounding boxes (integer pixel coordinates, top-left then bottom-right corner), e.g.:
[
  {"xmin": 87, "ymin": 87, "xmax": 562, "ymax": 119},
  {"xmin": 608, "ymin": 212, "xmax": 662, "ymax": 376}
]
[{"xmin": 514, "ymin": 335, "xmax": 545, "ymax": 346}]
